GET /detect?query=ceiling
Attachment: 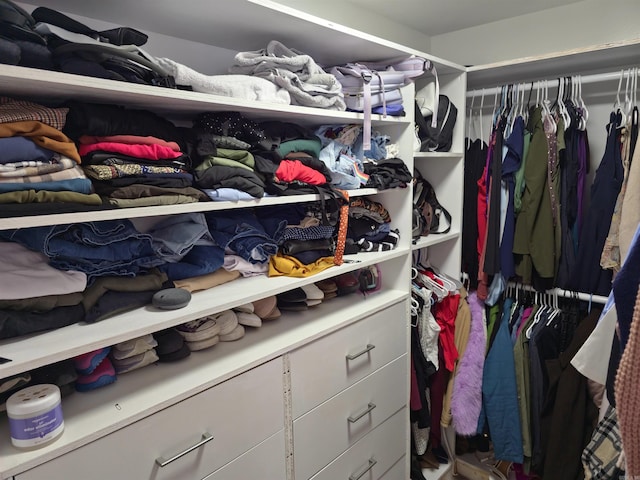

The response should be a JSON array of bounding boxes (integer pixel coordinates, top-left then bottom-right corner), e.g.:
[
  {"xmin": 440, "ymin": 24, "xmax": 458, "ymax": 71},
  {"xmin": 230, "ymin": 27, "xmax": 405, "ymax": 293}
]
[{"xmin": 345, "ymin": 0, "xmax": 585, "ymax": 36}]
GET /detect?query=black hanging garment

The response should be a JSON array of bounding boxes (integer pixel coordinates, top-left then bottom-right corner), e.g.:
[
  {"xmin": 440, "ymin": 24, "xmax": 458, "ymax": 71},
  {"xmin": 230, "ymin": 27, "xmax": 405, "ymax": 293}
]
[
  {"xmin": 462, "ymin": 138, "xmax": 487, "ymax": 289},
  {"xmin": 570, "ymin": 112, "xmax": 624, "ymax": 295}
]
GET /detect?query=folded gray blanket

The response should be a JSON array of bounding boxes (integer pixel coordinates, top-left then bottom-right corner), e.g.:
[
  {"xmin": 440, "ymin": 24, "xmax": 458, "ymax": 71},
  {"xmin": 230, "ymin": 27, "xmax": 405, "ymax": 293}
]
[
  {"xmin": 156, "ymin": 57, "xmax": 291, "ymax": 105},
  {"xmin": 230, "ymin": 40, "xmax": 346, "ymax": 111}
]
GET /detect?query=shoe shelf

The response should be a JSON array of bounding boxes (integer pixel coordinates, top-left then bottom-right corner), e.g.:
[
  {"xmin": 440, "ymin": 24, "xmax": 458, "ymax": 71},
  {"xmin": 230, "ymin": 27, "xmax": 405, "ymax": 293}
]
[
  {"xmin": 0, "ymin": 289, "xmax": 408, "ymax": 478},
  {"xmin": 0, "ymin": 247, "xmax": 409, "ymax": 379},
  {"xmin": 411, "ymin": 231, "xmax": 461, "ymax": 251}
]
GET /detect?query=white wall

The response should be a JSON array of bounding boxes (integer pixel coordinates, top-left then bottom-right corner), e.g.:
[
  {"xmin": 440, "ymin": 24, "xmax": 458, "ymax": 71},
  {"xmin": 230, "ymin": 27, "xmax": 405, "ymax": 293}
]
[
  {"xmin": 275, "ymin": 0, "xmax": 432, "ymax": 53},
  {"xmin": 430, "ymin": 0, "xmax": 640, "ymax": 67}
]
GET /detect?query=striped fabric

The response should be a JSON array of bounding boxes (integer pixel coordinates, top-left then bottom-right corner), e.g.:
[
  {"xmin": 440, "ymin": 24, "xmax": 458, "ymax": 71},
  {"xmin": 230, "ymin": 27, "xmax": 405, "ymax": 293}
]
[{"xmin": 0, "ymin": 97, "xmax": 69, "ymax": 130}]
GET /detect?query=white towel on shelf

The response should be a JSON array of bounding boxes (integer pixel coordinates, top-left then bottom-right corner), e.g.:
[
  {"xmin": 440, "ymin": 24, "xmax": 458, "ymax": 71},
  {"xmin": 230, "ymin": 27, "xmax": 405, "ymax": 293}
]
[{"xmin": 155, "ymin": 57, "xmax": 291, "ymax": 105}]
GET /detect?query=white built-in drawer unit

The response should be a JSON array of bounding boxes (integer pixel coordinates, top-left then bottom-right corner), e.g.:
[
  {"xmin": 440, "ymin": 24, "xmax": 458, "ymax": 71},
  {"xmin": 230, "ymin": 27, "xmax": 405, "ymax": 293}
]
[
  {"xmin": 310, "ymin": 408, "xmax": 407, "ymax": 480},
  {"xmin": 293, "ymin": 354, "xmax": 408, "ymax": 480},
  {"xmin": 289, "ymin": 301, "xmax": 407, "ymax": 418},
  {"xmin": 15, "ymin": 359, "xmax": 283, "ymax": 480}
]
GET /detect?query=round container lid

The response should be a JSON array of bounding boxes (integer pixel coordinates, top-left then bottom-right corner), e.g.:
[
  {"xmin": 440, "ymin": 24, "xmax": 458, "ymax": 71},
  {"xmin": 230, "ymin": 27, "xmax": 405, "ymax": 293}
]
[{"xmin": 6, "ymin": 384, "xmax": 61, "ymax": 416}]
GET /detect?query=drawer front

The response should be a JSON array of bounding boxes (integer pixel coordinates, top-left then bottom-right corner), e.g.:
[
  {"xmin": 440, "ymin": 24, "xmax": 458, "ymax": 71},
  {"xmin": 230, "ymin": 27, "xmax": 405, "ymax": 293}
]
[
  {"xmin": 290, "ymin": 301, "xmax": 407, "ymax": 418},
  {"xmin": 379, "ymin": 456, "xmax": 406, "ymax": 480},
  {"xmin": 17, "ymin": 359, "xmax": 283, "ymax": 480},
  {"xmin": 294, "ymin": 354, "xmax": 407, "ymax": 480},
  {"xmin": 202, "ymin": 430, "xmax": 285, "ymax": 480},
  {"xmin": 310, "ymin": 409, "xmax": 407, "ymax": 480}
]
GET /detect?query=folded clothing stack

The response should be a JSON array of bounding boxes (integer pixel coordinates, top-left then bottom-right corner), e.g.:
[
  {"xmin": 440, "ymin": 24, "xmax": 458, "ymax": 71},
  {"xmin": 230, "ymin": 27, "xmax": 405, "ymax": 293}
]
[
  {"xmin": 110, "ymin": 334, "xmax": 159, "ymax": 374},
  {"xmin": 73, "ymin": 347, "xmax": 116, "ymax": 392}
]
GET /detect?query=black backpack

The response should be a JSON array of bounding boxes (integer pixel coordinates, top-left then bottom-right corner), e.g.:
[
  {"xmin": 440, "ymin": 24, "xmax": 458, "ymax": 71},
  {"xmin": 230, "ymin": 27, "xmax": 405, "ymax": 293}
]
[{"xmin": 415, "ymin": 95, "xmax": 458, "ymax": 152}]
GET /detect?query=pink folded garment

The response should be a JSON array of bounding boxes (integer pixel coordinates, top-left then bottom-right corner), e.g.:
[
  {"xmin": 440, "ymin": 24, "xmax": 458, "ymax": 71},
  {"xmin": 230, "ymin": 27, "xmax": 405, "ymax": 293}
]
[
  {"xmin": 78, "ymin": 135, "xmax": 180, "ymax": 151},
  {"xmin": 78, "ymin": 142, "xmax": 183, "ymax": 160}
]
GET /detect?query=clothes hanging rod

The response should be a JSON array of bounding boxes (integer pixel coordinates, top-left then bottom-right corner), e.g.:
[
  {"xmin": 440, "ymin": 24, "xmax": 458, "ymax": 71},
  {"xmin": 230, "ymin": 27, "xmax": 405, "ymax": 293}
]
[
  {"xmin": 506, "ymin": 282, "xmax": 609, "ymax": 305},
  {"xmin": 466, "ymin": 68, "xmax": 637, "ymax": 99}
]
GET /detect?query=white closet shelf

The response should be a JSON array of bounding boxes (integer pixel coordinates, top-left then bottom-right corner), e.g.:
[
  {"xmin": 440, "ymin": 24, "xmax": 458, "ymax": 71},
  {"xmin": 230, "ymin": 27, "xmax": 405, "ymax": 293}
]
[
  {"xmin": 467, "ymin": 38, "xmax": 640, "ymax": 89},
  {"xmin": 0, "ymin": 247, "xmax": 409, "ymax": 379},
  {"xmin": 0, "ymin": 64, "xmax": 412, "ymax": 125},
  {"xmin": 411, "ymin": 230, "xmax": 460, "ymax": 251},
  {"xmin": 0, "ymin": 187, "xmax": 384, "ymax": 231},
  {"xmin": 0, "ymin": 289, "xmax": 408, "ymax": 478},
  {"xmin": 414, "ymin": 152, "xmax": 463, "ymax": 159}
]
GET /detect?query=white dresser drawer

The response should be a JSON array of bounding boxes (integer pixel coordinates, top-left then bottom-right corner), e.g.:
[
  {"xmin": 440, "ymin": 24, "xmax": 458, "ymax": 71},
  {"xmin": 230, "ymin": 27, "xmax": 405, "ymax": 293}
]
[
  {"xmin": 379, "ymin": 456, "xmax": 406, "ymax": 480},
  {"xmin": 202, "ymin": 430, "xmax": 285, "ymax": 480},
  {"xmin": 17, "ymin": 359, "xmax": 283, "ymax": 480},
  {"xmin": 310, "ymin": 409, "xmax": 407, "ymax": 480},
  {"xmin": 293, "ymin": 354, "xmax": 407, "ymax": 480},
  {"xmin": 290, "ymin": 301, "xmax": 407, "ymax": 418}
]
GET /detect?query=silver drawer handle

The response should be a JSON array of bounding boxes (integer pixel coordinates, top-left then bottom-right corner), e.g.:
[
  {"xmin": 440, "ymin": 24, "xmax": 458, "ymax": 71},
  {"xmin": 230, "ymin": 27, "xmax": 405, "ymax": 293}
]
[
  {"xmin": 155, "ymin": 433, "xmax": 214, "ymax": 467},
  {"xmin": 346, "ymin": 344, "xmax": 375, "ymax": 360},
  {"xmin": 349, "ymin": 458, "xmax": 377, "ymax": 480},
  {"xmin": 347, "ymin": 402, "xmax": 376, "ymax": 423}
]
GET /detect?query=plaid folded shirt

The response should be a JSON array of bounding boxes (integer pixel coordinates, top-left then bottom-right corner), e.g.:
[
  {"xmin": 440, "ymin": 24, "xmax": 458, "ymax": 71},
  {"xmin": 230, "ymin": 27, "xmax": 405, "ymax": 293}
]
[
  {"xmin": 582, "ymin": 405, "xmax": 626, "ymax": 479},
  {"xmin": 0, "ymin": 97, "xmax": 69, "ymax": 131}
]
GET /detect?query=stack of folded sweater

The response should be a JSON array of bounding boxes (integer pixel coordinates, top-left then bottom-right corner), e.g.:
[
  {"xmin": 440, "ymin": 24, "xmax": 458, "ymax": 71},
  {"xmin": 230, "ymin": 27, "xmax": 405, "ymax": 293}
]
[
  {"xmin": 0, "ymin": 96, "xmax": 101, "ymax": 217},
  {"xmin": 0, "ymin": 241, "xmax": 86, "ymax": 340},
  {"xmin": 63, "ymin": 101, "xmax": 198, "ymax": 206},
  {"xmin": 192, "ymin": 111, "xmax": 267, "ymax": 199},
  {"xmin": 79, "ymin": 135, "xmax": 204, "ymax": 207}
]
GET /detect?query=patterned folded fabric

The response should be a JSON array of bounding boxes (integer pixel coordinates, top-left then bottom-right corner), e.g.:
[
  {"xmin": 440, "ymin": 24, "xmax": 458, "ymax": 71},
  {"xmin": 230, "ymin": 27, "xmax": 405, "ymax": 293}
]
[
  {"xmin": 84, "ymin": 163, "xmax": 186, "ymax": 180},
  {"xmin": 0, "ymin": 156, "xmax": 76, "ymax": 178},
  {"xmin": 0, "ymin": 164, "xmax": 86, "ymax": 184},
  {"xmin": 0, "ymin": 96, "xmax": 69, "ymax": 130}
]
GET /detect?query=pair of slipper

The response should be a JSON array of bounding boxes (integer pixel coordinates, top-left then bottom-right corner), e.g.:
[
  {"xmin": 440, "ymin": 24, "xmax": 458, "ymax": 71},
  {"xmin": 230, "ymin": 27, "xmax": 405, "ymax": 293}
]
[
  {"xmin": 110, "ymin": 334, "xmax": 159, "ymax": 374},
  {"xmin": 176, "ymin": 310, "xmax": 246, "ymax": 351},
  {"xmin": 276, "ymin": 284, "xmax": 325, "ymax": 311},
  {"xmin": 73, "ymin": 347, "xmax": 116, "ymax": 392}
]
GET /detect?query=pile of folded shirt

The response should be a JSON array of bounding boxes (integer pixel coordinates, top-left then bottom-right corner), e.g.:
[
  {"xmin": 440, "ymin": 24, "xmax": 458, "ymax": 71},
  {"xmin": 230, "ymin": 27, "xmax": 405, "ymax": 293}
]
[
  {"xmin": 0, "ymin": 96, "xmax": 101, "ymax": 217},
  {"xmin": 347, "ymin": 197, "xmax": 400, "ymax": 253},
  {"xmin": 192, "ymin": 112, "xmax": 267, "ymax": 199},
  {"xmin": 0, "ymin": 241, "xmax": 86, "ymax": 340},
  {"xmin": 62, "ymin": 102, "xmax": 200, "ymax": 207}
]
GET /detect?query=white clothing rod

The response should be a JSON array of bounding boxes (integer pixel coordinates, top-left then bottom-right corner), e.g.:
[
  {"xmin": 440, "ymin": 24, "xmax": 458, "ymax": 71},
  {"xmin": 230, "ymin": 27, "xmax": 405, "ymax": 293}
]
[
  {"xmin": 506, "ymin": 282, "xmax": 609, "ymax": 305},
  {"xmin": 466, "ymin": 69, "xmax": 636, "ymax": 100}
]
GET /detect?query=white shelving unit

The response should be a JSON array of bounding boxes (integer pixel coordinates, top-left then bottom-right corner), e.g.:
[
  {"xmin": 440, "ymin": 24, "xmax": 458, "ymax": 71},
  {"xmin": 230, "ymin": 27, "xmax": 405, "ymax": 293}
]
[{"xmin": 0, "ymin": 2, "xmax": 468, "ymax": 479}]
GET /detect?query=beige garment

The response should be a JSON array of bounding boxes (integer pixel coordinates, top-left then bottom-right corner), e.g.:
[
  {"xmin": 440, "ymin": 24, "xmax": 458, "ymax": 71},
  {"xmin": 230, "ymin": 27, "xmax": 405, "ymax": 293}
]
[
  {"xmin": 173, "ymin": 269, "xmax": 240, "ymax": 293},
  {"xmin": 601, "ymin": 122, "xmax": 632, "ymax": 271},
  {"xmin": 618, "ymin": 132, "xmax": 640, "ymax": 262},
  {"xmin": 441, "ymin": 287, "xmax": 472, "ymax": 427}
]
